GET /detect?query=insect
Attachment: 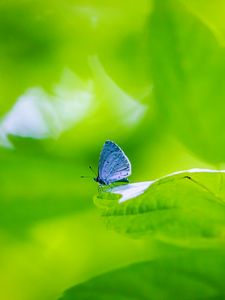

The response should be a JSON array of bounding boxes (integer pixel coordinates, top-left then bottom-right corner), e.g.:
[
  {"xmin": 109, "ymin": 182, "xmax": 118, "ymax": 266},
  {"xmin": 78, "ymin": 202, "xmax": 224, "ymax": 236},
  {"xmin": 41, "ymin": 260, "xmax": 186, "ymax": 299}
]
[{"xmin": 94, "ymin": 140, "xmax": 131, "ymax": 186}]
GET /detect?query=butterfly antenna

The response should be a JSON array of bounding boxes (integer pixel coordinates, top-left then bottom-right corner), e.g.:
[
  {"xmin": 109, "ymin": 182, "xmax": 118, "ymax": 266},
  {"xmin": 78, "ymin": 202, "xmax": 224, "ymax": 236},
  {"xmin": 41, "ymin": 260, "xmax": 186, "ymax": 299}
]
[
  {"xmin": 89, "ymin": 165, "xmax": 97, "ymax": 177},
  {"xmin": 80, "ymin": 175, "xmax": 92, "ymax": 178}
]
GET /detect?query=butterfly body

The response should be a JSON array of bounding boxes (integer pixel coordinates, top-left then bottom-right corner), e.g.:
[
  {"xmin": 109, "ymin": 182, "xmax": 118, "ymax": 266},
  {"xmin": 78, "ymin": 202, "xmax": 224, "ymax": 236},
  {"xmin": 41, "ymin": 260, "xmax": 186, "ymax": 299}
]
[
  {"xmin": 94, "ymin": 140, "xmax": 131, "ymax": 186},
  {"xmin": 94, "ymin": 176, "xmax": 107, "ymax": 185},
  {"xmin": 94, "ymin": 176, "xmax": 129, "ymax": 186}
]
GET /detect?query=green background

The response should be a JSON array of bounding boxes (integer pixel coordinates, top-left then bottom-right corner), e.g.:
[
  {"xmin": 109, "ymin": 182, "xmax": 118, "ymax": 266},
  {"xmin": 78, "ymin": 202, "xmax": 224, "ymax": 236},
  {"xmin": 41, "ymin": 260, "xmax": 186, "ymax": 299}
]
[{"xmin": 1, "ymin": 0, "xmax": 225, "ymax": 299}]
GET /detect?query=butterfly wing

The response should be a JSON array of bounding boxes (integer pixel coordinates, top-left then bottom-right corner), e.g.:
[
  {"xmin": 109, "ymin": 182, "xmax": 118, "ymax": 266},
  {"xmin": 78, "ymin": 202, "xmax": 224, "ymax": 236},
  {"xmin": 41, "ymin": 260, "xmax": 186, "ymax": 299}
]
[{"xmin": 98, "ymin": 140, "xmax": 131, "ymax": 185}]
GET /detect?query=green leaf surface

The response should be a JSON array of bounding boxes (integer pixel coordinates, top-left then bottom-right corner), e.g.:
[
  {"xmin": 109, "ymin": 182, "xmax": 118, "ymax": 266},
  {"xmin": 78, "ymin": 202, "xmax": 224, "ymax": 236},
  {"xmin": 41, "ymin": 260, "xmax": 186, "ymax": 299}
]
[
  {"xmin": 59, "ymin": 246, "xmax": 225, "ymax": 300},
  {"xmin": 94, "ymin": 169, "xmax": 225, "ymax": 243},
  {"xmin": 149, "ymin": 0, "xmax": 225, "ymax": 163}
]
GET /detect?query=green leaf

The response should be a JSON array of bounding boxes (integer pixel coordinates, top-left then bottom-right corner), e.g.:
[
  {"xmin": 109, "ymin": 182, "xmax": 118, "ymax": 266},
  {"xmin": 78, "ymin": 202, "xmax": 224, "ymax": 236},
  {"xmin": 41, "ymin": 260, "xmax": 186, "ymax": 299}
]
[
  {"xmin": 149, "ymin": 0, "xmax": 225, "ymax": 163},
  {"xmin": 94, "ymin": 169, "xmax": 225, "ymax": 244},
  {"xmin": 59, "ymin": 246, "xmax": 225, "ymax": 300}
]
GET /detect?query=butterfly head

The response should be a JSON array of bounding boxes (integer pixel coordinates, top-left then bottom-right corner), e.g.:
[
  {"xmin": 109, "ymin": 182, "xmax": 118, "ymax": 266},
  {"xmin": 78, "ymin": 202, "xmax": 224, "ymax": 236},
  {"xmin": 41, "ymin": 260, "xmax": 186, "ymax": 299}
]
[{"xmin": 94, "ymin": 176, "xmax": 107, "ymax": 185}]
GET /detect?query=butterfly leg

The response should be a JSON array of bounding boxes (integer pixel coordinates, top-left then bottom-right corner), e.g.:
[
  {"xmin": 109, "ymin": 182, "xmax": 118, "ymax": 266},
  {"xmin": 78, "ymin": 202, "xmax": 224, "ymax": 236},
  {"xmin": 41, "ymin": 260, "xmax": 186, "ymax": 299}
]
[
  {"xmin": 107, "ymin": 182, "xmax": 117, "ymax": 192},
  {"xmin": 98, "ymin": 184, "xmax": 107, "ymax": 194},
  {"xmin": 98, "ymin": 184, "xmax": 103, "ymax": 192}
]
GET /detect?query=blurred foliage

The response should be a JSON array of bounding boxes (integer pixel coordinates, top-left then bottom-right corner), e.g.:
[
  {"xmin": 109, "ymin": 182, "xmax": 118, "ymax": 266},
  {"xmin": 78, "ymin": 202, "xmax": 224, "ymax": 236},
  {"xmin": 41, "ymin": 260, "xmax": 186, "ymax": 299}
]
[
  {"xmin": 61, "ymin": 246, "xmax": 225, "ymax": 300},
  {"xmin": 1, "ymin": 0, "xmax": 225, "ymax": 299},
  {"xmin": 150, "ymin": 0, "xmax": 225, "ymax": 163}
]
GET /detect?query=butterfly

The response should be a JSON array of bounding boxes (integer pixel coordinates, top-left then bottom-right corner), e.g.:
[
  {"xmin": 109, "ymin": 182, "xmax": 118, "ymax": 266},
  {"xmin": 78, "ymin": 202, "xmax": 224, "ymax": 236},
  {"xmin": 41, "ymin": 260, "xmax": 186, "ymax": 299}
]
[{"xmin": 94, "ymin": 140, "xmax": 131, "ymax": 186}]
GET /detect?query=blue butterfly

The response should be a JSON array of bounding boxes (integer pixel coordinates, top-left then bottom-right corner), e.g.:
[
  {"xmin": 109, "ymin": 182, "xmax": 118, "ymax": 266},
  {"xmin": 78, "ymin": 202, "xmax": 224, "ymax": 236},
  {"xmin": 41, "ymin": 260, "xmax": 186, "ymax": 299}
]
[{"xmin": 94, "ymin": 140, "xmax": 131, "ymax": 186}]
